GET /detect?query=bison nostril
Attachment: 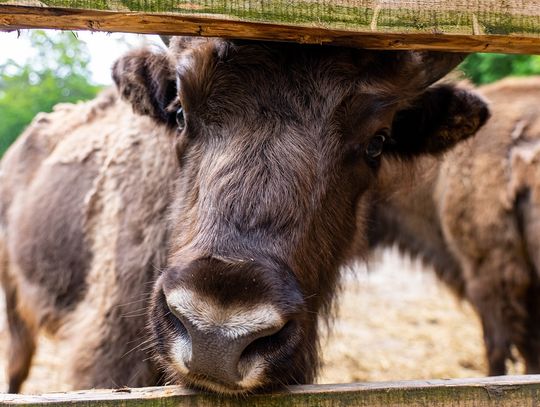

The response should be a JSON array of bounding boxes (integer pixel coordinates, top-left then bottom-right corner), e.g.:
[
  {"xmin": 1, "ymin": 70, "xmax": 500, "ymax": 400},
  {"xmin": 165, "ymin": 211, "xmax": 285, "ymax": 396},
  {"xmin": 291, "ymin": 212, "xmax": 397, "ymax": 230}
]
[
  {"xmin": 165, "ymin": 300, "xmax": 191, "ymax": 341},
  {"xmin": 240, "ymin": 320, "xmax": 296, "ymax": 362},
  {"xmin": 169, "ymin": 311, "xmax": 188, "ymax": 335},
  {"xmin": 164, "ymin": 305, "xmax": 195, "ymax": 373}
]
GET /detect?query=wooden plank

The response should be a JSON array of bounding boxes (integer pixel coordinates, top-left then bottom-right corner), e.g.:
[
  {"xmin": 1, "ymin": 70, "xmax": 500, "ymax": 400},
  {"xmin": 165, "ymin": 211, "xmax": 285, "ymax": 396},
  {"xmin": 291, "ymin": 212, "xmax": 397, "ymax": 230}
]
[
  {"xmin": 2, "ymin": 375, "xmax": 540, "ymax": 406},
  {"xmin": 1, "ymin": 1, "xmax": 540, "ymax": 54}
]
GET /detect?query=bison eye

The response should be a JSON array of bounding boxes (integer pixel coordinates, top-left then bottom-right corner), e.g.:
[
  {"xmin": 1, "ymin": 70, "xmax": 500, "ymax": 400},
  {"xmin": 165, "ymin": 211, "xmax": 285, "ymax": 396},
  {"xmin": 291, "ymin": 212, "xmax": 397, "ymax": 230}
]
[
  {"xmin": 176, "ymin": 107, "xmax": 185, "ymax": 130},
  {"xmin": 365, "ymin": 133, "xmax": 386, "ymax": 159}
]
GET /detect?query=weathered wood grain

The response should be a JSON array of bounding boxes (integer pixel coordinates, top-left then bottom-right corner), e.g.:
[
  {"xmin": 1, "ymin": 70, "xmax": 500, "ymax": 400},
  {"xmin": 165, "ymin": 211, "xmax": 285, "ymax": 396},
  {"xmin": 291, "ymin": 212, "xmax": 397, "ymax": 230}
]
[
  {"xmin": 1, "ymin": 1, "xmax": 540, "ymax": 53},
  {"xmin": 2, "ymin": 375, "xmax": 540, "ymax": 406}
]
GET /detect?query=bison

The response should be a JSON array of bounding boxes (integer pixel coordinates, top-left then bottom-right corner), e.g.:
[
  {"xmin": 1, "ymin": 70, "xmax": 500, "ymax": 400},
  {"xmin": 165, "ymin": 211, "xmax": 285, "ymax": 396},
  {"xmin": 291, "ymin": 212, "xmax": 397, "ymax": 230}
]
[
  {"xmin": 0, "ymin": 37, "xmax": 488, "ymax": 394},
  {"xmin": 368, "ymin": 76, "xmax": 540, "ymax": 377}
]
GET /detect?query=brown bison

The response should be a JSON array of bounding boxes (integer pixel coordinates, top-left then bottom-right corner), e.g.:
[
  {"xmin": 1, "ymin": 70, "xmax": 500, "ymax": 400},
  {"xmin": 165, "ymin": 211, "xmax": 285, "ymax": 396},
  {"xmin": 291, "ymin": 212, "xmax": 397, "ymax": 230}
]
[
  {"xmin": 0, "ymin": 37, "xmax": 488, "ymax": 394},
  {"xmin": 368, "ymin": 76, "xmax": 540, "ymax": 377}
]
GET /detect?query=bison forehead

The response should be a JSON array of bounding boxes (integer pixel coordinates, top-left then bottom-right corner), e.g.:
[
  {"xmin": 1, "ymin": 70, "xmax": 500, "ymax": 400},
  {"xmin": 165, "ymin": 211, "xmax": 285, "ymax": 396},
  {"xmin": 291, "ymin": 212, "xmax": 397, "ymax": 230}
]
[{"xmin": 173, "ymin": 40, "xmax": 392, "ymax": 124}]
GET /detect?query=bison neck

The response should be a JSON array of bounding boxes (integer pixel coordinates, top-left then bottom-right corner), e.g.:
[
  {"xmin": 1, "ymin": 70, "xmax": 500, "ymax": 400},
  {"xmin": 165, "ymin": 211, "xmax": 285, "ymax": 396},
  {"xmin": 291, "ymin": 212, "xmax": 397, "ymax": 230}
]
[{"xmin": 367, "ymin": 157, "xmax": 465, "ymax": 297}]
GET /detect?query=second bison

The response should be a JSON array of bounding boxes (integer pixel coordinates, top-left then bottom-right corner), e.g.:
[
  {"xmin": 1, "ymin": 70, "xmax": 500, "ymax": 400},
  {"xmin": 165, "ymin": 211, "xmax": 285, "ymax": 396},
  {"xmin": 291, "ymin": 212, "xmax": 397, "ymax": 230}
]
[{"xmin": 369, "ymin": 76, "xmax": 540, "ymax": 376}]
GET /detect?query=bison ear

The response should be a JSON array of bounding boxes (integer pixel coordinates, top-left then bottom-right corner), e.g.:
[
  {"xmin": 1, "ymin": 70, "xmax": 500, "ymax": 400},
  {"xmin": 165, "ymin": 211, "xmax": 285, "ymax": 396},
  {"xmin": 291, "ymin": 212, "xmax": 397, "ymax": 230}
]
[
  {"xmin": 112, "ymin": 48, "xmax": 177, "ymax": 125},
  {"xmin": 388, "ymin": 85, "xmax": 490, "ymax": 158}
]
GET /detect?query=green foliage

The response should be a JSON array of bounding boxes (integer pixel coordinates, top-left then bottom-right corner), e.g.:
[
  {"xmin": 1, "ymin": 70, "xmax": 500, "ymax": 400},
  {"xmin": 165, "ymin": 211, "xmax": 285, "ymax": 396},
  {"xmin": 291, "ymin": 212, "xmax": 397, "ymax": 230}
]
[
  {"xmin": 0, "ymin": 31, "xmax": 101, "ymax": 157},
  {"xmin": 460, "ymin": 53, "xmax": 540, "ymax": 85}
]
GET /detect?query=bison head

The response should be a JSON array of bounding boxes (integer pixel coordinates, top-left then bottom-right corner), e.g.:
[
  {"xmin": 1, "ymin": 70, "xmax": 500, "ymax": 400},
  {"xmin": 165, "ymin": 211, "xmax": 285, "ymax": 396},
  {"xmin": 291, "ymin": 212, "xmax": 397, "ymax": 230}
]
[{"xmin": 112, "ymin": 38, "xmax": 488, "ymax": 394}]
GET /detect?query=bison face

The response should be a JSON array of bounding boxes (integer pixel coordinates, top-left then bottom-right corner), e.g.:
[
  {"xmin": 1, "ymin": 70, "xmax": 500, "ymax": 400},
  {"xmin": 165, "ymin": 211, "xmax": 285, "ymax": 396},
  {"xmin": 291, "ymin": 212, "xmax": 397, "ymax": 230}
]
[{"xmin": 113, "ymin": 38, "xmax": 489, "ymax": 394}]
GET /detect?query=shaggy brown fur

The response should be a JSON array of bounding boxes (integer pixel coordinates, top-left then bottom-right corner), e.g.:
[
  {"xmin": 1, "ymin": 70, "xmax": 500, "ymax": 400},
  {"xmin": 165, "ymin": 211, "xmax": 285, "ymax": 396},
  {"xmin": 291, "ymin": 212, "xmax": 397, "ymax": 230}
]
[
  {"xmin": 369, "ymin": 76, "xmax": 540, "ymax": 376},
  {"xmin": 0, "ymin": 37, "xmax": 488, "ymax": 394},
  {"xmin": 0, "ymin": 90, "xmax": 174, "ymax": 391}
]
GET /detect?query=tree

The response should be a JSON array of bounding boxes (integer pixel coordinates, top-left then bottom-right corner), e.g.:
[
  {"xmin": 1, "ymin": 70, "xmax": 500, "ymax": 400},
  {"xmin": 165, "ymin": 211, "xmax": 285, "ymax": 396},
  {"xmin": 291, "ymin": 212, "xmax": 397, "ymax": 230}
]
[
  {"xmin": 460, "ymin": 53, "xmax": 540, "ymax": 85},
  {"xmin": 0, "ymin": 31, "xmax": 101, "ymax": 157}
]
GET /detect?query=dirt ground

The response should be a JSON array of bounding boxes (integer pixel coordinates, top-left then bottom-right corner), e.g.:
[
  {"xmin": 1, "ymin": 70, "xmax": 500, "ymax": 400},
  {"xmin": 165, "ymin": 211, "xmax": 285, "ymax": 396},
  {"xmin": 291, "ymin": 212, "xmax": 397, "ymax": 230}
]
[{"xmin": 0, "ymin": 249, "xmax": 524, "ymax": 394}]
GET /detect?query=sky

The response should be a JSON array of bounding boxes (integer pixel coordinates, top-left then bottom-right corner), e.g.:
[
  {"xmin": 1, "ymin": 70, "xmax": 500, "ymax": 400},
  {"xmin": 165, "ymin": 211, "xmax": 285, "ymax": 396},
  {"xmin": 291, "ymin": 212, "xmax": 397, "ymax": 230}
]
[{"xmin": 0, "ymin": 30, "xmax": 165, "ymax": 84}]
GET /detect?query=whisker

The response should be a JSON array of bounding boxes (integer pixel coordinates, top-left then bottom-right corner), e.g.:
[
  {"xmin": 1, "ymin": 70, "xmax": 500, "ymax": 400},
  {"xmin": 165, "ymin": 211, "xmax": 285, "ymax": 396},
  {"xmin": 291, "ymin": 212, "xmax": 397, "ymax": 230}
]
[
  {"xmin": 121, "ymin": 312, "xmax": 149, "ymax": 319},
  {"xmin": 121, "ymin": 337, "xmax": 156, "ymax": 359}
]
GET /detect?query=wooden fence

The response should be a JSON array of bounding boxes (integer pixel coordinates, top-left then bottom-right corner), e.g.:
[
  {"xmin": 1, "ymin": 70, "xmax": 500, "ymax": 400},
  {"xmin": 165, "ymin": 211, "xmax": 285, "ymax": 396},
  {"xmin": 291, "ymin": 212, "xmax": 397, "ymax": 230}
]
[
  {"xmin": 2, "ymin": 0, "xmax": 540, "ymax": 53},
  {"xmin": 2, "ymin": 376, "xmax": 540, "ymax": 406}
]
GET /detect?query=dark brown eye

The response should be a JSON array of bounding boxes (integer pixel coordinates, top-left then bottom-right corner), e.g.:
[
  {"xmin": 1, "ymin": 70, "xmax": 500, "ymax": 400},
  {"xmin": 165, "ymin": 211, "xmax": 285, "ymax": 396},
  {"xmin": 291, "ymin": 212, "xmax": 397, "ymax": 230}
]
[
  {"xmin": 176, "ymin": 107, "xmax": 185, "ymax": 130},
  {"xmin": 365, "ymin": 133, "xmax": 386, "ymax": 159}
]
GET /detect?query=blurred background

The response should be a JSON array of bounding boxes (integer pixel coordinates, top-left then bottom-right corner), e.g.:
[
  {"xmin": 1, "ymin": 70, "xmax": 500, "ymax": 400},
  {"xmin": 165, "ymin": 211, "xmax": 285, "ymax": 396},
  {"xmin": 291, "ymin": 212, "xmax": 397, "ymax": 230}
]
[{"xmin": 0, "ymin": 30, "xmax": 534, "ymax": 392}]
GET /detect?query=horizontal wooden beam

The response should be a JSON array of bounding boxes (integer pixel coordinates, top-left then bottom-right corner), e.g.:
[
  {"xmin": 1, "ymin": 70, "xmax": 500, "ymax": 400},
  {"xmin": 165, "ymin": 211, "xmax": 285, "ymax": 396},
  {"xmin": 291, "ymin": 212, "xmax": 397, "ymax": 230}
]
[
  {"xmin": 3, "ymin": 375, "xmax": 540, "ymax": 406},
  {"xmin": 1, "ymin": 1, "xmax": 540, "ymax": 54}
]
